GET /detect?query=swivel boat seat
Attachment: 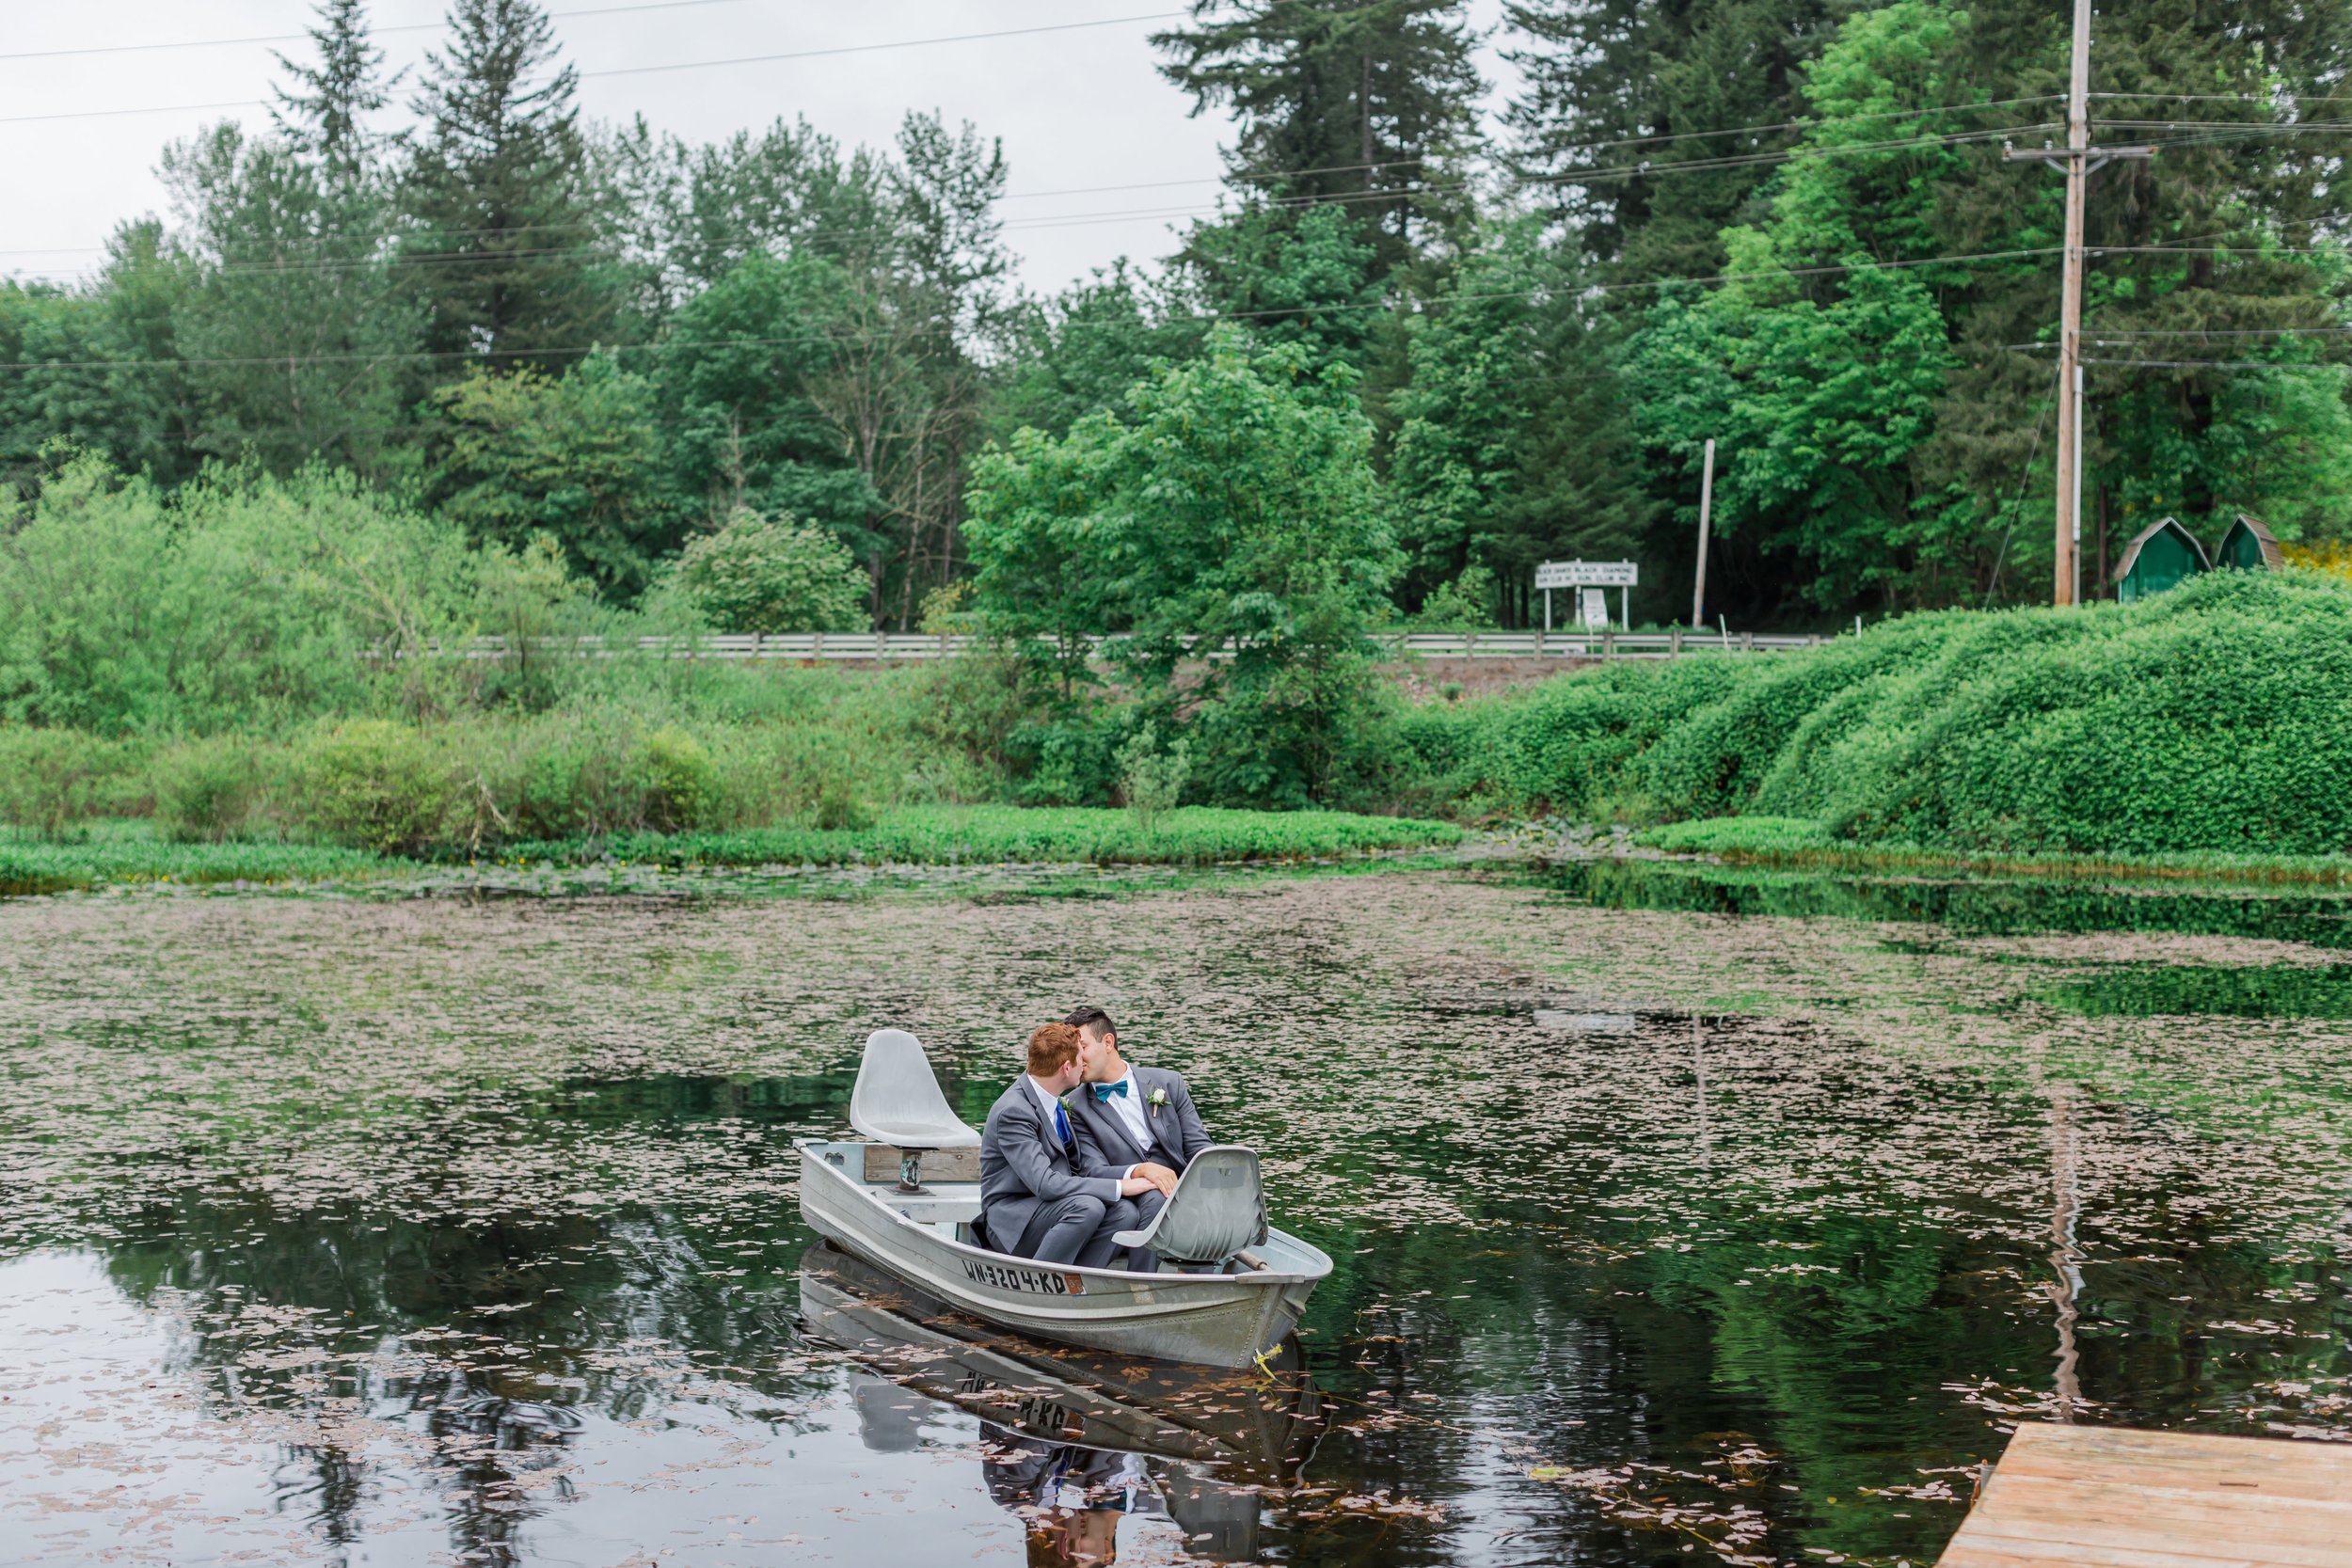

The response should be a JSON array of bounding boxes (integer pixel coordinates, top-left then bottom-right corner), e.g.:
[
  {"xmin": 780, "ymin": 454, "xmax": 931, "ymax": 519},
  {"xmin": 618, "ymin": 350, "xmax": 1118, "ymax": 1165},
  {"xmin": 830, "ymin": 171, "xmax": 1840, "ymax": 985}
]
[
  {"xmin": 1113, "ymin": 1147, "xmax": 1272, "ymax": 1274},
  {"xmin": 848, "ymin": 1028, "xmax": 979, "ymax": 1195}
]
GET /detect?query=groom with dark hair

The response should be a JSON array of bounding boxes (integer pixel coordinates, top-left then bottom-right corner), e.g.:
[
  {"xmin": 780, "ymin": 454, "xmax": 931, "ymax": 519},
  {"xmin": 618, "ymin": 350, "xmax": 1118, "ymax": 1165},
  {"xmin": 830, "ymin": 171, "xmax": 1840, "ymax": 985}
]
[{"xmin": 1063, "ymin": 1006, "xmax": 1215, "ymax": 1188}]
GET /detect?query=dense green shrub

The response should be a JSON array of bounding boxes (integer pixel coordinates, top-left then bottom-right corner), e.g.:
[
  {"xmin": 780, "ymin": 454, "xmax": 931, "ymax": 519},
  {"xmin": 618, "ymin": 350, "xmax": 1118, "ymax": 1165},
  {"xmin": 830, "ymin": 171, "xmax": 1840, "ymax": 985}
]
[
  {"xmin": 152, "ymin": 735, "xmax": 282, "ymax": 842},
  {"xmin": 667, "ymin": 509, "xmax": 868, "ymax": 633},
  {"xmin": 1426, "ymin": 569, "xmax": 2352, "ymax": 857},
  {"xmin": 295, "ymin": 720, "xmax": 457, "ymax": 855},
  {"xmin": 0, "ymin": 459, "xmax": 486, "ymax": 735},
  {"xmin": 0, "ymin": 727, "xmax": 151, "ymax": 833}
]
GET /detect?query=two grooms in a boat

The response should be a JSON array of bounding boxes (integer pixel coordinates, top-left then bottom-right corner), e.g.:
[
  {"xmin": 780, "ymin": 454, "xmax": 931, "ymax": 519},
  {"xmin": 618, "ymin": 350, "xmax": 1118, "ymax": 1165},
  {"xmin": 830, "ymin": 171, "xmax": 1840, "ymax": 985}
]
[
  {"xmin": 1064, "ymin": 1006, "xmax": 1215, "ymax": 1181},
  {"xmin": 979, "ymin": 1022, "xmax": 1175, "ymax": 1272}
]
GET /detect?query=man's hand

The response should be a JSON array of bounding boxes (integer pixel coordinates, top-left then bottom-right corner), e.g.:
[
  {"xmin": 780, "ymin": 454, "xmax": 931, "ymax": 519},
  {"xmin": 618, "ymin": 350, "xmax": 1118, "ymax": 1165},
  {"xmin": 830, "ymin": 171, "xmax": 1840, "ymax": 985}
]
[{"xmin": 1133, "ymin": 1162, "xmax": 1179, "ymax": 1196}]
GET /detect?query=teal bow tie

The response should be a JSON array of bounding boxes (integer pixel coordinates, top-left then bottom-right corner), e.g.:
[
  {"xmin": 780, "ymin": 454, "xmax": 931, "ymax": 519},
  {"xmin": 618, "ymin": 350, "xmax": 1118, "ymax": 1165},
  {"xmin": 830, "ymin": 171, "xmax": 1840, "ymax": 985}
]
[{"xmin": 1092, "ymin": 1080, "xmax": 1130, "ymax": 1101}]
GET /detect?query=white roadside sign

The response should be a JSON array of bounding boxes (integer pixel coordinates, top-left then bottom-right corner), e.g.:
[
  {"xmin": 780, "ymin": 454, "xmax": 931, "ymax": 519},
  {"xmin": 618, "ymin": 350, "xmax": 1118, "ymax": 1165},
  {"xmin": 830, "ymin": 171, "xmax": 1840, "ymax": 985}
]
[{"xmin": 1534, "ymin": 560, "xmax": 1638, "ymax": 589}]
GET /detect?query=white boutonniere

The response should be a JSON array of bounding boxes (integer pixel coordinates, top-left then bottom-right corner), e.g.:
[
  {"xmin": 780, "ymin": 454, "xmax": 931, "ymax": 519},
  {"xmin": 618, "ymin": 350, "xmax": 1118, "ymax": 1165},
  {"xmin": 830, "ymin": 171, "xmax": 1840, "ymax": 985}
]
[{"xmin": 1147, "ymin": 1085, "xmax": 1169, "ymax": 1116}]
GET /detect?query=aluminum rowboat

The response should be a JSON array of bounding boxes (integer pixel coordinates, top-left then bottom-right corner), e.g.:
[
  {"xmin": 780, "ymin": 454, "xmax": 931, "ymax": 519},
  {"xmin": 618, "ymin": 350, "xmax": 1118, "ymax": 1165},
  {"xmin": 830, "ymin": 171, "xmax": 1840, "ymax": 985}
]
[{"xmin": 796, "ymin": 1136, "xmax": 1333, "ymax": 1369}]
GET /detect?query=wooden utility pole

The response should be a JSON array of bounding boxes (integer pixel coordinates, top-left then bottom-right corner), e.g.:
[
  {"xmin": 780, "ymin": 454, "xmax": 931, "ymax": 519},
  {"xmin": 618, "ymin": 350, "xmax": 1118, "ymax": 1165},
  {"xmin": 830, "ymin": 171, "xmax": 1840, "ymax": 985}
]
[
  {"xmin": 2055, "ymin": 0, "xmax": 2090, "ymax": 607},
  {"xmin": 1691, "ymin": 437, "xmax": 1715, "ymax": 629},
  {"xmin": 2004, "ymin": 0, "xmax": 2149, "ymax": 606}
]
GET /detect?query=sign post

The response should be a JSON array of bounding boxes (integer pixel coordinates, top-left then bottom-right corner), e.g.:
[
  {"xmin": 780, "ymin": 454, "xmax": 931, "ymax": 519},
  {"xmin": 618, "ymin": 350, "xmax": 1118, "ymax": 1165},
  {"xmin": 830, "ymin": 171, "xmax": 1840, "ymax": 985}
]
[
  {"xmin": 1692, "ymin": 437, "xmax": 1715, "ymax": 628},
  {"xmin": 1534, "ymin": 561, "xmax": 1638, "ymax": 632}
]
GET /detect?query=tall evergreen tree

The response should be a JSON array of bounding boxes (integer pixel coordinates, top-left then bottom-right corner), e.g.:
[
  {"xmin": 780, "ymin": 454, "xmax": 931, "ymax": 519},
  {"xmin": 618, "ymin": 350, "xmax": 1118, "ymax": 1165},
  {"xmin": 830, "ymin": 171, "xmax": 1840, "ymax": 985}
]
[
  {"xmin": 272, "ymin": 0, "xmax": 398, "ymax": 184},
  {"xmin": 403, "ymin": 0, "xmax": 617, "ymax": 368},
  {"xmin": 1503, "ymin": 0, "xmax": 1843, "ymax": 281},
  {"xmin": 162, "ymin": 1, "xmax": 419, "ymax": 474},
  {"xmin": 1154, "ymin": 1, "xmax": 1483, "ymax": 277}
]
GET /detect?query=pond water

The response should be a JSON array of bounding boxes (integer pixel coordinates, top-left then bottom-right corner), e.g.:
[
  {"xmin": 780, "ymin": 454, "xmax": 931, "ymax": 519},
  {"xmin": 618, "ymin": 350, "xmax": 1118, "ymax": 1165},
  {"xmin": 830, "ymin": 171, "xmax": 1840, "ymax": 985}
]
[{"xmin": 4, "ymin": 858, "xmax": 2351, "ymax": 1568}]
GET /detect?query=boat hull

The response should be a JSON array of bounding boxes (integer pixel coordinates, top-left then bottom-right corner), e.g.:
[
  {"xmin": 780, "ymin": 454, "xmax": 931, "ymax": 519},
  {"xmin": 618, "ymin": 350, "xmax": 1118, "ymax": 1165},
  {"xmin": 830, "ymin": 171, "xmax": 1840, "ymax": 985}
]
[{"xmin": 796, "ymin": 1138, "xmax": 1330, "ymax": 1369}]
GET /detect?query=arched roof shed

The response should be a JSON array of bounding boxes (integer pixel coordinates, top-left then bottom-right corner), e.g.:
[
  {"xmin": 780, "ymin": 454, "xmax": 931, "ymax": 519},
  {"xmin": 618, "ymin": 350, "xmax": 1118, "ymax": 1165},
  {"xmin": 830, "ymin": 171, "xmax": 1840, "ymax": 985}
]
[{"xmin": 2111, "ymin": 516, "xmax": 2210, "ymax": 604}]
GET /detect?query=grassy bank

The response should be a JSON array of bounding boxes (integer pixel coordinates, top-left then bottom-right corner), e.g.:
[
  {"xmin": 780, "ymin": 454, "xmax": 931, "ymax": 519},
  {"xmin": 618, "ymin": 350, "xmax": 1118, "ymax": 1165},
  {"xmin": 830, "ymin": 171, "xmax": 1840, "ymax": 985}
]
[
  {"xmin": 1627, "ymin": 815, "xmax": 2352, "ymax": 888},
  {"xmin": 0, "ymin": 807, "xmax": 1460, "ymax": 895},
  {"xmin": 1404, "ymin": 569, "xmax": 2352, "ymax": 860},
  {"xmin": 519, "ymin": 805, "xmax": 1461, "ymax": 868}
]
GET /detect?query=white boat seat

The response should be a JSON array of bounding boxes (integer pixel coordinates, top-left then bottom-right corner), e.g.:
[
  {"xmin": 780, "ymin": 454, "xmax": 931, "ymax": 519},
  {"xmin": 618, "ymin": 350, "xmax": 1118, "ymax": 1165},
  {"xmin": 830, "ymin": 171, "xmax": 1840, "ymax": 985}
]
[
  {"xmin": 848, "ymin": 1029, "xmax": 980, "ymax": 1149},
  {"xmin": 1112, "ymin": 1146, "xmax": 1269, "ymax": 1266}
]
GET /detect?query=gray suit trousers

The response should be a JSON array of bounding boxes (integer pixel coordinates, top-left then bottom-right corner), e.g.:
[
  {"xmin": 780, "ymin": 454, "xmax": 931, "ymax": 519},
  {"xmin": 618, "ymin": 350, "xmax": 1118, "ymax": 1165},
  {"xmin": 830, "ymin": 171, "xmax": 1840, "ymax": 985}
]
[{"xmin": 1011, "ymin": 1187, "xmax": 1166, "ymax": 1271}]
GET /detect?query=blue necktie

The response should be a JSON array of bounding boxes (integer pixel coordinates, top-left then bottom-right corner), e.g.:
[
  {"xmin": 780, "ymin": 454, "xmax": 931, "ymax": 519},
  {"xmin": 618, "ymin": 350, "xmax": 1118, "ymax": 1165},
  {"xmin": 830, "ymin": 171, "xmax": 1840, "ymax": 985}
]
[
  {"xmin": 1054, "ymin": 1101, "xmax": 1073, "ymax": 1148},
  {"xmin": 1091, "ymin": 1081, "xmax": 1129, "ymax": 1101}
]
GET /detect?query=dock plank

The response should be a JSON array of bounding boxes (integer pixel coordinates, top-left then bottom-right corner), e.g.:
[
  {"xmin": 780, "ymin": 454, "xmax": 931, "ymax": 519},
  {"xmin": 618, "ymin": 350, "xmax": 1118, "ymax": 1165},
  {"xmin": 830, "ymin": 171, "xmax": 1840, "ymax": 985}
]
[{"xmin": 1939, "ymin": 1425, "xmax": 2352, "ymax": 1568}]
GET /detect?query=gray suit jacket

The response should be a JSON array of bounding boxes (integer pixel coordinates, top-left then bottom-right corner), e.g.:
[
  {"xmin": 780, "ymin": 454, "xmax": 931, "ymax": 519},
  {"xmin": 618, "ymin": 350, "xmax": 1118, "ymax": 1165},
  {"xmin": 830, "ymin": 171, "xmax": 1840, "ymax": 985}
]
[
  {"xmin": 1066, "ymin": 1066, "xmax": 1214, "ymax": 1180},
  {"xmin": 978, "ymin": 1075, "xmax": 1121, "ymax": 1252}
]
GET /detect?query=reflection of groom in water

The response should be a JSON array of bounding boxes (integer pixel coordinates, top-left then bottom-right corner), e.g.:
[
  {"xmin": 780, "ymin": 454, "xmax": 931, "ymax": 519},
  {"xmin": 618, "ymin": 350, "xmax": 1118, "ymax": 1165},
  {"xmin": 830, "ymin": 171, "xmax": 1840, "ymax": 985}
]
[
  {"xmin": 981, "ymin": 1422, "xmax": 1142, "ymax": 1568},
  {"xmin": 979, "ymin": 1023, "xmax": 1173, "ymax": 1271}
]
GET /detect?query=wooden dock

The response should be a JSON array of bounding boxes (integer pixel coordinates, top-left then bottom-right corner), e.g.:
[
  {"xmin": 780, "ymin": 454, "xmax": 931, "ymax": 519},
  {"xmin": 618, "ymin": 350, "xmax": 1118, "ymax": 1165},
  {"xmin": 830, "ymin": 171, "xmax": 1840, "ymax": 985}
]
[{"xmin": 1939, "ymin": 1423, "xmax": 2352, "ymax": 1568}]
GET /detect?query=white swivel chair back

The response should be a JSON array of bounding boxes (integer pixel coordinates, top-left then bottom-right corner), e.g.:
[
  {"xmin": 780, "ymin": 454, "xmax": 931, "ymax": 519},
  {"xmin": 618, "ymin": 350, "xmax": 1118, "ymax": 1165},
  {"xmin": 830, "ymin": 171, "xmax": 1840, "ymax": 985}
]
[
  {"xmin": 848, "ymin": 1028, "xmax": 980, "ymax": 1148},
  {"xmin": 1112, "ymin": 1147, "xmax": 1268, "ymax": 1267}
]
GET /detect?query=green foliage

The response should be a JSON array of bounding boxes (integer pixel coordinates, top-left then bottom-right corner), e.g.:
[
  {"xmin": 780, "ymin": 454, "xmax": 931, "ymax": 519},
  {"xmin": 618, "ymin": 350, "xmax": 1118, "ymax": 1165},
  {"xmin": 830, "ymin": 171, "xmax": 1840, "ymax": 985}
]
[
  {"xmin": 1180, "ymin": 205, "xmax": 1385, "ymax": 375},
  {"xmin": 1154, "ymin": 0, "xmax": 1482, "ymax": 277},
  {"xmin": 1409, "ymin": 564, "xmax": 1496, "ymax": 630},
  {"xmin": 429, "ymin": 356, "xmax": 674, "ymax": 595},
  {"xmin": 295, "ymin": 719, "xmax": 453, "ymax": 854},
  {"xmin": 152, "ymin": 735, "xmax": 283, "ymax": 842},
  {"xmin": 0, "ymin": 821, "xmax": 386, "ymax": 896},
  {"xmin": 1627, "ymin": 2, "xmax": 1976, "ymax": 612},
  {"xmin": 1390, "ymin": 216, "xmax": 1655, "ymax": 618},
  {"xmin": 667, "ymin": 508, "xmax": 867, "ymax": 633},
  {"xmin": 544, "ymin": 804, "xmax": 1461, "ymax": 869},
  {"xmin": 1418, "ymin": 570, "xmax": 2352, "ymax": 857},
  {"xmin": 967, "ymin": 326, "xmax": 1403, "ymax": 805},
  {"xmin": 1634, "ymin": 816, "xmax": 1837, "ymax": 855},
  {"xmin": 402, "ymin": 0, "xmax": 621, "ymax": 365},
  {"xmin": 0, "ymin": 237, "xmax": 197, "ymax": 501},
  {"xmin": 0, "ymin": 458, "xmax": 484, "ymax": 735},
  {"xmin": 0, "ymin": 729, "xmax": 152, "ymax": 835},
  {"xmin": 161, "ymin": 119, "xmax": 419, "ymax": 478},
  {"xmin": 1506, "ymin": 0, "xmax": 1839, "ymax": 278},
  {"xmin": 990, "ymin": 261, "xmax": 1210, "ymax": 440},
  {"xmin": 655, "ymin": 251, "xmax": 883, "ymax": 546},
  {"xmin": 1114, "ymin": 722, "xmax": 1191, "ymax": 832}
]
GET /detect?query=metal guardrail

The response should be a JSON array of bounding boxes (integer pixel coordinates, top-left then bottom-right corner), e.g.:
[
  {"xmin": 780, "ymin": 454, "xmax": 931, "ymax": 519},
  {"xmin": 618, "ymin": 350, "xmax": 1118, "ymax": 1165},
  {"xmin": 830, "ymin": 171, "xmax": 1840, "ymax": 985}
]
[{"xmin": 373, "ymin": 629, "xmax": 1828, "ymax": 662}]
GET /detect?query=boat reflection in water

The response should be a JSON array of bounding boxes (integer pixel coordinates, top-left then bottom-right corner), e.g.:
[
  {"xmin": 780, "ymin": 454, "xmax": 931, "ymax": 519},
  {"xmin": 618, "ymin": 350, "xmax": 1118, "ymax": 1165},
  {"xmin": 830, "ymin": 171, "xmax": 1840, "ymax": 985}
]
[{"xmin": 800, "ymin": 1242, "xmax": 1322, "ymax": 1564}]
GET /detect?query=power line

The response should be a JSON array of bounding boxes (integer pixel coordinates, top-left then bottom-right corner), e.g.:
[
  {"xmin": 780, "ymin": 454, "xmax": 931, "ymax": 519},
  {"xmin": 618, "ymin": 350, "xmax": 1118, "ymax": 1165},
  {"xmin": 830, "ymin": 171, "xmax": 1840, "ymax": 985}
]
[
  {"xmin": 0, "ymin": 9, "xmax": 1185, "ymax": 126},
  {"xmin": 2078, "ymin": 356, "xmax": 2352, "ymax": 371},
  {"xmin": 583, "ymin": 9, "xmax": 1184, "ymax": 80},
  {"xmin": 2089, "ymin": 89, "xmax": 2352, "ymax": 107},
  {"xmin": 1984, "ymin": 362, "xmax": 2065, "ymax": 607},
  {"xmin": 0, "ymin": 0, "xmax": 769, "ymax": 64},
  {"xmin": 1, "ymin": 116, "xmax": 2070, "ymax": 282}
]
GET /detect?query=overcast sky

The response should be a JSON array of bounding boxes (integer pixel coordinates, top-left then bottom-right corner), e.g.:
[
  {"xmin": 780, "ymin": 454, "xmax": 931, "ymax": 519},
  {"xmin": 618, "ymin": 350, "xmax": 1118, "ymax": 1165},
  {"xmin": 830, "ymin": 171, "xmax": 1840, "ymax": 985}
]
[{"xmin": 0, "ymin": 0, "xmax": 1518, "ymax": 298}]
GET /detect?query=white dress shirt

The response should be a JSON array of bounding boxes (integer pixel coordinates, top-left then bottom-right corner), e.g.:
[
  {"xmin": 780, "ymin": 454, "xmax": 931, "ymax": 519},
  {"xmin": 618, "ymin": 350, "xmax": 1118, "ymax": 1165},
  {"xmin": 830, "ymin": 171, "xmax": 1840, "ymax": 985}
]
[
  {"xmin": 1025, "ymin": 1074, "xmax": 1073, "ymax": 1144},
  {"xmin": 1096, "ymin": 1068, "xmax": 1153, "ymax": 1156}
]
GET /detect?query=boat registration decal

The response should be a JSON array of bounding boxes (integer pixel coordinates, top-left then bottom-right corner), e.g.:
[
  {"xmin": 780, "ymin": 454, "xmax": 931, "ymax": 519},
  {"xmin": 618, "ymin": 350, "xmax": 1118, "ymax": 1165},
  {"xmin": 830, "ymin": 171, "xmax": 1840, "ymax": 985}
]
[{"xmin": 962, "ymin": 1259, "xmax": 1085, "ymax": 1296}]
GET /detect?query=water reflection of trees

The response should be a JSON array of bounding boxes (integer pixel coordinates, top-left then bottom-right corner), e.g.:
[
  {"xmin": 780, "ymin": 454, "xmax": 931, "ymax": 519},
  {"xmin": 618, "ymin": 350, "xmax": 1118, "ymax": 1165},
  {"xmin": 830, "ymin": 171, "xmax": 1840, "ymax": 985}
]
[
  {"xmin": 99, "ymin": 1188, "xmax": 831, "ymax": 1567},
  {"xmin": 1272, "ymin": 1044, "xmax": 2328, "ymax": 1565}
]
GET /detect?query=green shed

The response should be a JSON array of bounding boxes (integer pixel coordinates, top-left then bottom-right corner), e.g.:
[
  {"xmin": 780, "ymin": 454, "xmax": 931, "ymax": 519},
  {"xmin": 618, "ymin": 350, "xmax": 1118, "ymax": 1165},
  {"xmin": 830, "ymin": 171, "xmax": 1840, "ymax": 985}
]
[
  {"xmin": 2215, "ymin": 512, "xmax": 2284, "ymax": 572},
  {"xmin": 2112, "ymin": 516, "xmax": 2210, "ymax": 603}
]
